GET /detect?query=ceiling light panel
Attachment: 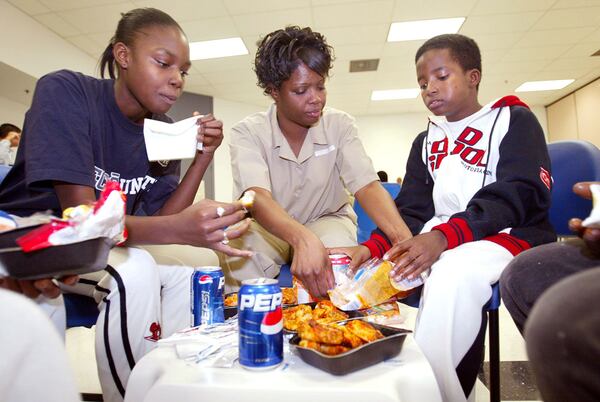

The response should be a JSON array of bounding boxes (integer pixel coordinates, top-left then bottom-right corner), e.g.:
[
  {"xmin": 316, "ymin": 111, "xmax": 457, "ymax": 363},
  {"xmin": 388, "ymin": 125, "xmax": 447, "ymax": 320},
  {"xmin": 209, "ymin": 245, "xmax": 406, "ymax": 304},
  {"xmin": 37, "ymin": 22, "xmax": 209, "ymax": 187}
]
[
  {"xmin": 387, "ymin": 17, "xmax": 466, "ymax": 42},
  {"xmin": 515, "ymin": 79, "xmax": 574, "ymax": 92},
  {"xmin": 190, "ymin": 37, "xmax": 248, "ymax": 61}
]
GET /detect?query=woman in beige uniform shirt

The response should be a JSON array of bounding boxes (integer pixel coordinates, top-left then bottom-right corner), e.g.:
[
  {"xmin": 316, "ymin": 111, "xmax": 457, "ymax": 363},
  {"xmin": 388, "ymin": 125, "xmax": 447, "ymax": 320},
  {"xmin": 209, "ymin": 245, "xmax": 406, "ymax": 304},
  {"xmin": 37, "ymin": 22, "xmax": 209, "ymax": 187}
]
[{"xmin": 221, "ymin": 26, "xmax": 411, "ymax": 298}]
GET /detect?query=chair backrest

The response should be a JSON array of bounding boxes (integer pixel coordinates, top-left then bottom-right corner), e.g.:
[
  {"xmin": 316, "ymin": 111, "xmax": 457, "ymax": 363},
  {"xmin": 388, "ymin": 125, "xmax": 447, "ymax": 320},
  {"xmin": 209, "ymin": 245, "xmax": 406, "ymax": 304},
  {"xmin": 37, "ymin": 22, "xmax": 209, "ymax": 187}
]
[
  {"xmin": 353, "ymin": 182, "xmax": 401, "ymax": 243},
  {"xmin": 0, "ymin": 165, "xmax": 10, "ymax": 185},
  {"xmin": 547, "ymin": 140, "xmax": 600, "ymax": 235}
]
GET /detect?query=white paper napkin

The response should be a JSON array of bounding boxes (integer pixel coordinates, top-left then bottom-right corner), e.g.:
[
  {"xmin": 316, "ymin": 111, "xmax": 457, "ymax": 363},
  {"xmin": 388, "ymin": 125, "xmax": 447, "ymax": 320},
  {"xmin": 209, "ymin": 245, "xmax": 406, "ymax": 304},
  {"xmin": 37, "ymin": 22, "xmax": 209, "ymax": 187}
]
[{"xmin": 143, "ymin": 115, "xmax": 203, "ymax": 161}]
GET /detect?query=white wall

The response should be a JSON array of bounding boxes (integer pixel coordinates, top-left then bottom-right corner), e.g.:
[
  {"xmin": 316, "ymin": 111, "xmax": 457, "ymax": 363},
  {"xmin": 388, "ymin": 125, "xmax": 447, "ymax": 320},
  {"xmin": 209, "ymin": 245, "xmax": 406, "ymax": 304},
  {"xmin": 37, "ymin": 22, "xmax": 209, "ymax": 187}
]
[
  {"xmin": 0, "ymin": 96, "xmax": 28, "ymax": 128},
  {"xmin": 213, "ymin": 97, "xmax": 264, "ymax": 202},
  {"xmin": 355, "ymin": 113, "xmax": 426, "ymax": 183},
  {"xmin": 0, "ymin": 1, "xmax": 96, "ymax": 78}
]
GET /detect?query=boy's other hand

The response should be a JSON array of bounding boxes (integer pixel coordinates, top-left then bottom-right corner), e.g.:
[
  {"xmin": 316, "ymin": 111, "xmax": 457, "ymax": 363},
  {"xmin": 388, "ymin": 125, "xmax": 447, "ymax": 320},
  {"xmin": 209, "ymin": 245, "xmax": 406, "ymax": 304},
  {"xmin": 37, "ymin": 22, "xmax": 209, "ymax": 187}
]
[
  {"xmin": 569, "ymin": 181, "xmax": 600, "ymax": 255},
  {"xmin": 385, "ymin": 231, "xmax": 447, "ymax": 283},
  {"xmin": 327, "ymin": 245, "xmax": 371, "ymax": 271}
]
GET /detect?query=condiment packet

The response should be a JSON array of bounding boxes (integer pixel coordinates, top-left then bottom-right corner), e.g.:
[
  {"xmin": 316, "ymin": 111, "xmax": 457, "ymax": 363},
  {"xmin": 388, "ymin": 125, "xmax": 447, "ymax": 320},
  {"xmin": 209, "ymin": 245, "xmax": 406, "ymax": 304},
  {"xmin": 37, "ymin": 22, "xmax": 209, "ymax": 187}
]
[{"xmin": 581, "ymin": 184, "xmax": 600, "ymax": 229}]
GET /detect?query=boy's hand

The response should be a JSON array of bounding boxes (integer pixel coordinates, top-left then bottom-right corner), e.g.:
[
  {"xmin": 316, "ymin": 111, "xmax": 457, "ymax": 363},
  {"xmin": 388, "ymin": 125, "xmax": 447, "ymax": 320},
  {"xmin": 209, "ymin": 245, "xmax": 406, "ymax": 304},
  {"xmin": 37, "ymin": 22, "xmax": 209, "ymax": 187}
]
[
  {"xmin": 291, "ymin": 234, "xmax": 334, "ymax": 298},
  {"xmin": 385, "ymin": 231, "xmax": 447, "ymax": 282},
  {"xmin": 569, "ymin": 181, "xmax": 600, "ymax": 255},
  {"xmin": 0, "ymin": 275, "xmax": 78, "ymax": 299},
  {"xmin": 195, "ymin": 113, "xmax": 223, "ymax": 156},
  {"xmin": 328, "ymin": 245, "xmax": 371, "ymax": 271}
]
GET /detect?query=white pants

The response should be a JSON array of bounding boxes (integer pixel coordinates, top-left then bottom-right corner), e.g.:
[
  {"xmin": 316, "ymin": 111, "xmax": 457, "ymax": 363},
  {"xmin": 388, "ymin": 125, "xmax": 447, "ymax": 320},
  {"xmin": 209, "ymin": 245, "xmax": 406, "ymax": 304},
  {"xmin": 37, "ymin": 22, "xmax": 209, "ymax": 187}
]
[
  {"xmin": 57, "ymin": 247, "xmax": 194, "ymax": 402},
  {"xmin": 0, "ymin": 288, "xmax": 80, "ymax": 402},
  {"xmin": 414, "ymin": 240, "xmax": 513, "ymax": 402},
  {"xmin": 219, "ymin": 215, "xmax": 357, "ymax": 292}
]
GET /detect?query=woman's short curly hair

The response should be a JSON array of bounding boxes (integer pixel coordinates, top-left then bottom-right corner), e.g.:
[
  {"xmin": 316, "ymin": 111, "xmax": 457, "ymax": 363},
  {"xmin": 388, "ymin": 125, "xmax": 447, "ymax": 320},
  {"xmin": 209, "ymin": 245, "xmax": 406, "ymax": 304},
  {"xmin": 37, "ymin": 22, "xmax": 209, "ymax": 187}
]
[{"xmin": 254, "ymin": 26, "xmax": 334, "ymax": 95}]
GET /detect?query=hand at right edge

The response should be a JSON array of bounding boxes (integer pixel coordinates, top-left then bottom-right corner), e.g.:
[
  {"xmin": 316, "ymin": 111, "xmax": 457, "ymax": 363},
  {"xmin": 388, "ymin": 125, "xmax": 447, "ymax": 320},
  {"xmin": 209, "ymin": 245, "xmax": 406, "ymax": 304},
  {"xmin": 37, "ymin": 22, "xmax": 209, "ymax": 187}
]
[{"xmin": 569, "ymin": 182, "xmax": 600, "ymax": 255}]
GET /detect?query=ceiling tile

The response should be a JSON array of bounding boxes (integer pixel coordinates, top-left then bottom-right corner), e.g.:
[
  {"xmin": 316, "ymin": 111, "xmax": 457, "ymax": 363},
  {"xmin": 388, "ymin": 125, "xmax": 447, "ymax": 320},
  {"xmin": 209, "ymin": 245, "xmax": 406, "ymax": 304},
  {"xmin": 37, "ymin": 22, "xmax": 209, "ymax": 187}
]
[
  {"xmin": 561, "ymin": 42, "xmax": 600, "ymax": 58},
  {"xmin": 473, "ymin": 32, "xmax": 525, "ymax": 51},
  {"xmin": 179, "ymin": 17, "xmax": 240, "ymax": 42},
  {"xmin": 517, "ymin": 27, "xmax": 596, "ymax": 47},
  {"xmin": 132, "ymin": 0, "xmax": 229, "ymax": 22},
  {"xmin": 486, "ymin": 59, "xmax": 550, "ymax": 75},
  {"xmin": 332, "ymin": 43, "xmax": 384, "ymax": 62},
  {"xmin": 460, "ymin": 12, "xmax": 544, "ymax": 35},
  {"xmin": 552, "ymin": 0, "xmax": 600, "ymax": 8},
  {"xmin": 232, "ymin": 8, "xmax": 312, "ymax": 36},
  {"xmin": 391, "ymin": 0, "xmax": 477, "ymax": 21},
  {"xmin": 224, "ymin": 0, "xmax": 311, "ymax": 15},
  {"xmin": 542, "ymin": 56, "xmax": 600, "ymax": 72},
  {"xmin": 470, "ymin": 0, "xmax": 556, "ymax": 15},
  {"xmin": 65, "ymin": 35, "xmax": 106, "ymax": 58},
  {"xmin": 532, "ymin": 7, "xmax": 600, "ymax": 30},
  {"xmin": 33, "ymin": 12, "xmax": 81, "ymax": 36},
  {"xmin": 7, "ymin": 0, "xmax": 51, "ymax": 15},
  {"xmin": 38, "ymin": 0, "xmax": 129, "ymax": 12},
  {"xmin": 313, "ymin": 0, "xmax": 394, "ymax": 28},
  {"xmin": 502, "ymin": 44, "xmax": 571, "ymax": 62},
  {"xmin": 183, "ymin": 73, "xmax": 210, "ymax": 87},
  {"xmin": 57, "ymin": 2, "xmax": 136, "ymax": 34},
  {"xmin": 320, "ymin": 24, "xmax": 388, "ymax": 47}
]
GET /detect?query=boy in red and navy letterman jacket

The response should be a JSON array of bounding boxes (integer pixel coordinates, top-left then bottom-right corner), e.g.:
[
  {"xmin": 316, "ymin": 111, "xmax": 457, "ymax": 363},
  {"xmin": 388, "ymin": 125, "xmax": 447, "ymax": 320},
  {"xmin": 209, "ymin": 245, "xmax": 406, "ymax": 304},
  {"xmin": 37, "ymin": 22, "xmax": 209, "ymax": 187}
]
[{"xmin": 333, "ymin": 34, "xmax": 555, "ymax": 402}]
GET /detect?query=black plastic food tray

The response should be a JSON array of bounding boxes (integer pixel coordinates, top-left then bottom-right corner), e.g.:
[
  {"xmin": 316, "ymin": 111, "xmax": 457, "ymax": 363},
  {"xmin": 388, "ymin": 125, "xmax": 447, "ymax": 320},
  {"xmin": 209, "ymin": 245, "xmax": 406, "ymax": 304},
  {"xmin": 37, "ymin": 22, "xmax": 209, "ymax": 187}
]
[
  {"xmin": 0, "ymin": 226, "xmax": 111, "ymax": 280},
  {"xmin": 289, "ymin": 319, "xmax": 411, "ymax": 375}
]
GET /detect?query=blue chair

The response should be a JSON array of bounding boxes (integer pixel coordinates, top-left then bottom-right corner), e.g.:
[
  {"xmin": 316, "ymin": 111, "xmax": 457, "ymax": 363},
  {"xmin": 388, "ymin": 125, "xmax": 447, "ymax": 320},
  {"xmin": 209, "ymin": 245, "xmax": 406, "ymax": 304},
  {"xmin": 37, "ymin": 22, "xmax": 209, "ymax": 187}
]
[
  {"xmin": 0, "ymin": 164, "xmax": 11, "ymax": 184},
  {"xmin": 354, "ymin": 182, "xmax": 401, "ymax": 243},
  {"xmin": 547, "ymin": 140, "xmax": 600, "ymax": 235}
]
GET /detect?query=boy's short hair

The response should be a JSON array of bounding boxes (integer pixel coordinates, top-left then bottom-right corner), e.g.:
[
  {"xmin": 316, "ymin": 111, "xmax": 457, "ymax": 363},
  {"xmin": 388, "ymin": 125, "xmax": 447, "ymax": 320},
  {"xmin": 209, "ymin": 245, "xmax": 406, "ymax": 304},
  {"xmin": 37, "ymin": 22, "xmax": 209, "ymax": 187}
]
[
  {"xmin": 415, "ymin": 34, "xmax": 482, "ymax": 75},
  {"xmin": 254, "ymin": 26, "xmax": 334, "ymax": 95},
  {"xmin": 0, "ymin": 123, "xmax": 21, "ymax": 139}
]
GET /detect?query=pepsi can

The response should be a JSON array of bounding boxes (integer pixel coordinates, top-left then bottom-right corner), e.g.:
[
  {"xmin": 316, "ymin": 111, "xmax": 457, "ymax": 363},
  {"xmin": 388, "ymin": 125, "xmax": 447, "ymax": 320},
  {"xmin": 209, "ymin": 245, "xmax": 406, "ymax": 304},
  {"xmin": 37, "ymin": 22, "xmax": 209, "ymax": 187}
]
[
  {"xmin": 191, "ymin": 266, "xmax": 225, "ymax": 326},
  {"xmin": 238, "ymin": 278, "xmax": 283, "ymax": 370}
]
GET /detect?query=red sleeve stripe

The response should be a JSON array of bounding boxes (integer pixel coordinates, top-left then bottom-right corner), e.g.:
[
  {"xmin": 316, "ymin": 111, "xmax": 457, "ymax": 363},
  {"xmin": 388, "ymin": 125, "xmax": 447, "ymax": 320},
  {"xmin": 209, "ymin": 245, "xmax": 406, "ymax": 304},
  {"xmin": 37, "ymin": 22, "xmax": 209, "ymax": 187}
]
[
  {"xmin": 484, "ymin": 233, "xmax": 531, "ymax": 256},
  {"xmin": 432, "ymin": 218, "xmax": 473, "ymax": 249},
  {"xmin": 362, "ymin": 233, "xmax": 391, "ymax": 259}
]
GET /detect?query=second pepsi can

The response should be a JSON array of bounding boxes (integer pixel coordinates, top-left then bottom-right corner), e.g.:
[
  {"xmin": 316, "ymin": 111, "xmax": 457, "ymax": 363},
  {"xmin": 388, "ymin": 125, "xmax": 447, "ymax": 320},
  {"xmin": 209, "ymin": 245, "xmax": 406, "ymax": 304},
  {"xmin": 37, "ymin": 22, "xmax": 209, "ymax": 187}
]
[
  {"xmin": 191, "ymin": 266, "xmax": 225, "ymax": 326},
  {"xmin": 238, "ymin": 278, "xmax": 283, "ymax": 370}
]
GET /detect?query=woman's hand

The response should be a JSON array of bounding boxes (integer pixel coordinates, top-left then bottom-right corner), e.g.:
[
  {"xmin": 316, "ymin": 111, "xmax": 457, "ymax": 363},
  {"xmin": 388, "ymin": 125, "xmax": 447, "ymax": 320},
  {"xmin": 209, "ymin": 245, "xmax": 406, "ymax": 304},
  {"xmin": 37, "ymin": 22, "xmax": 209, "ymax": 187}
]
[
  {"xmin": 195, "ymin": 113, "xmax": 223, "ymax": 156},
  {"xmin": 328, "ymin": 245, "xmax": 371, "ymax": 271},
  {"xmin": 172, "ymin": 199, "xmax": 252, "ymax": 257},
  {"xmin": 290, "ymin": 233, "xmax": 333, "ymax": 298},
  {"xmin": 0, "ymin": 275, "xmax": 78, "ymax": 299},
  {"xmin": 385, "ymin": 231, "xmax": 447, "ymax": 282}
]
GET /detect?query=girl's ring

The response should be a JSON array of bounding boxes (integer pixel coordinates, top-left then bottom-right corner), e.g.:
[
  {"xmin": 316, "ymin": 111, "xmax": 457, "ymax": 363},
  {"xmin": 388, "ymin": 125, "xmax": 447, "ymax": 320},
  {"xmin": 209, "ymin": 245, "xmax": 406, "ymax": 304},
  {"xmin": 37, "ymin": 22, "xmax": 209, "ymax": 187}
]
[
  {"xmin": 216, "ymin": 206, "xmax": 225, "ymax": 218},
  {"xmin": 221, "ymin": 231, "xmax": 229, "ymax": 245}
]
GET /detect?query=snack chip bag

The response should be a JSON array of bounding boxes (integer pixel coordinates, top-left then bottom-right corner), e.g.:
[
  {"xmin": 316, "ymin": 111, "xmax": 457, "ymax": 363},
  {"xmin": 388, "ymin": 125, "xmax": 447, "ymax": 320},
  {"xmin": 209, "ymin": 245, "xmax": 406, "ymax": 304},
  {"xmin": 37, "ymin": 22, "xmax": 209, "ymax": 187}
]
[
  {"xmin": 328, "ymin": 258, "xmax": 401, "ymax": 311},
  {"xmin": 17, "ymin": 181, "xmax": 127, "ymax": 252}
]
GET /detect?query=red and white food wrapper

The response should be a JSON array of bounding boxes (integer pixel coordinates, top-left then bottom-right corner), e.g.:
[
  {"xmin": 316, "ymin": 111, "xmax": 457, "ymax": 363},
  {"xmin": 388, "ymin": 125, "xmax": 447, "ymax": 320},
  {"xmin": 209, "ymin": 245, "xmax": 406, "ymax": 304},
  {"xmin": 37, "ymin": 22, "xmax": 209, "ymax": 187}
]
[{"xmin": 17, "ymin": 181, "xmax": 127, "ymax": 252}]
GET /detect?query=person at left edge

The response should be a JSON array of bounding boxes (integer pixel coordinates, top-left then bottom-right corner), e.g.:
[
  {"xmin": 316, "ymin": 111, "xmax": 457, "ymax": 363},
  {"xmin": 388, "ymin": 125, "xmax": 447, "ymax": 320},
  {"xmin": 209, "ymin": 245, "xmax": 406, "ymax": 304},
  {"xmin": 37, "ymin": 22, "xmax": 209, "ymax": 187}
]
[{"xmin": 0, "ymin": 8, "xmax": 251, "ymax": 402}]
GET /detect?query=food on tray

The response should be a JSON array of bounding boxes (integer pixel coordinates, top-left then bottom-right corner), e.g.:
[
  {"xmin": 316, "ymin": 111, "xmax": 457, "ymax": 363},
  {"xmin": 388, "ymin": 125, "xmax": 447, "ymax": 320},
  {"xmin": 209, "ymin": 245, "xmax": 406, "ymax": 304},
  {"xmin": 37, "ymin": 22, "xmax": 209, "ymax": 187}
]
[
  {"xmin": 224, "ymin": 292, "xmax": 238, "ymax": 307},
  {"xmin": 282, "ymin": 287, "xmax": 296, "ymax": 305},
  {"xmin": 282, "ymin": 300, "xmax": 349, "ymax": 331},
  {"xmin": 345, "ymin": 319, "xmax": 384, "ymax": 342},
  {"xmin": 296, "ymin": 319, "xmax": 384, "ymax": 356},
  {"xmin": 362, "ymin": 301, "xmax": 404, "ymax": 325}
]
